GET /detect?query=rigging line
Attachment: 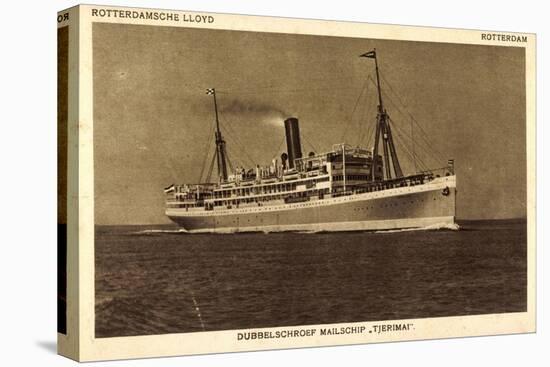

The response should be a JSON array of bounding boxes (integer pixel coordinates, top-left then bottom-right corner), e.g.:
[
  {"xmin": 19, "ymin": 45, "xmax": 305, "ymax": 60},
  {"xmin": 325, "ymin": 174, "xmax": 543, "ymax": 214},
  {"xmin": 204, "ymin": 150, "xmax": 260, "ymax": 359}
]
[
  {"xmin": 340, "ymin": 78, "xmax": 370, "ymax": 143},
  {"xmin": 379, "ymin": 70, "xmax": 411, "ymax": 115},
  {"xmin": 363, "ymin": 115, "xmax": 376, "ymax": 150},
  {"xmin": 224, "ymin": 148, "xmax": 235, "ymax": 173},
  {"xmin": 199, "ymin": 146, "xmax": 214, "ymax": 183},
  {"xmin": 224, "ymin": 142, "xmax": 250, "ymax": 171},
  {"xmin": 395, "ymin": 126, "xmax": 430, "ymax": 171},
  {"xmin": 205, "ymin": 148, "xmax": 217, "ymax": 183},
  {"xmin": 390, "ymin": 117, "xmax": 435, "ymax": 171},
  {"xmin": 217, "ymin": 134, "xmax": 243, "ymax": 168},
  {"xmin": 399, "ymin": 141, "xmax": 429, "ymax": 174},
  {"xmin": 392, "ymin": 128, "xmax": 429, "ymax": 173},
  {"xmin": 379, "ymin": 67, "xmax": 442, "ymax": 156},
  {"xmin": 389, "ymin": 115, "xmax": 436, "ymax": 163},
  {"xmin": 223, "ymin": 146, "xmax": 239, "ymax": 168},
  {"xmin": 220, "ymin": 117, "xmax": 258, "ymax": 166},
  {"xmin": 270, "ymin": 135, "xmax": 286, "ymax": 162},
  {"xmin": 401, "ymin": 117, "xmax": 444, "ymax": 165},
  {"xmin": 302, "ymin": 133, "xmax": 319, "ymax": 153},
  {"xmin": 389, "ymin": 114, "xmax": 426, "ymax": 152},
  {"xmin": 358, "ymin": 78, "xmax": 377, "ymax": 147},
  {"xmin": 377, "ymin": 85, "xmax": 413, "ymax": 124},
  {"xmin": 379, "ymin": 72, "xmax": 446, "ymax": 159},
  {"xmin": 360, "ymin": 76, "xmax": 381, "ymax": 147},
  {"xmin": 378, "ymin": 71, "xmax": 436, "ymax": 145},
  {"xmin": 352, "ymin": 77, "xmax": 370, "ymax": 146},
  {"xmin": 381, "ymin": 90, "xmax": 445, "ymax": 162},
  {"xmin": 355, "ymin": 78, "xmax": 373, "ymax": 147},
  {"xmin": 387, "ymin": 115, "xmax": 424, "ymax": 157},
  {"xmin": 355, "ymin": 99, "xmax": 369, "ymax": 147},
  {"xmin": 197, "ymin": 122, "xmax": 216, "ymax": 182},
  {"xmin": 410, "ymin": 115, "xmax": 446, "ymax": 160},
  {"xmin": 362, "ymin": 88, "xmax": 377, "ymax": 147},
  {"xmin": 219, "ymin": 121, "xmax": 257, "ymax": 167},
  {"xmin": 396, "ymin": 107, "xmax": 446, "ymax": 161},
  {"xmin": 223, "ymin": 135, "xmax": 251, "ymax": 169},
  {"xmin": 394, "ymin": 125, "xmax": 428, "ymax": 172},
  {"xmin": 388, "ymin": 128, "xmax": 416, "ymax": 172}
]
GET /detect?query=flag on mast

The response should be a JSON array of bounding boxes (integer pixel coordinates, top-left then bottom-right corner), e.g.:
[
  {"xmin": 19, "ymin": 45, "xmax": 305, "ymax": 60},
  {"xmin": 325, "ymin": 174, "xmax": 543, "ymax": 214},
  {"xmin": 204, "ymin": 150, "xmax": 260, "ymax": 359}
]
[
  {"xmin": 206, "ymin": 88, "xmax": 215, "ymax": 95},
  {"xmin": 360, "ymin": 50, "xmax": 376, "ymax": 59}
]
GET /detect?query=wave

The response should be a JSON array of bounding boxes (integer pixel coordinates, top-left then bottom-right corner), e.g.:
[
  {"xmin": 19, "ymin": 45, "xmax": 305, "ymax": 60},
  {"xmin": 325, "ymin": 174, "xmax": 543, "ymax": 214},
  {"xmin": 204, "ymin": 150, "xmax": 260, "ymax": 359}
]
[
  {"xmin": 133, "ymin": 228, "xmax": 190, "ymax": 235},
  {"xmin": 375, "ymin": 222, "xmax": 461, "ymax": 233},
  {"xmin": 95, "ymin": 296, "xmax": 114, "ymax": 307},
  {"xmin": 131, "ymin": 222, "xmax": 461, "ymax": 235}
]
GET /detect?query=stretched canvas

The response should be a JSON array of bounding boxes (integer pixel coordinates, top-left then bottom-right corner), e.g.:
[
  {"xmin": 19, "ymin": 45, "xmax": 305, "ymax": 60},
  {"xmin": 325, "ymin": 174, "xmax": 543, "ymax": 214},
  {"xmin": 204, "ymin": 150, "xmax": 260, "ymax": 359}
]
[{"xmin": 57, "ymin": 4, "xmax": 536, "ymax": 361}]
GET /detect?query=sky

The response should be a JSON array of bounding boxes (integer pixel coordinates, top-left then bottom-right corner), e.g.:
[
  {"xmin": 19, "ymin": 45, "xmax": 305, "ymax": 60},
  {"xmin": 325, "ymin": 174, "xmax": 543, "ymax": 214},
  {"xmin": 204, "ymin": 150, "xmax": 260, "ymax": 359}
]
[{"xmin": 93, "ymin": 23, "xmax": 526, "ymax": 224}]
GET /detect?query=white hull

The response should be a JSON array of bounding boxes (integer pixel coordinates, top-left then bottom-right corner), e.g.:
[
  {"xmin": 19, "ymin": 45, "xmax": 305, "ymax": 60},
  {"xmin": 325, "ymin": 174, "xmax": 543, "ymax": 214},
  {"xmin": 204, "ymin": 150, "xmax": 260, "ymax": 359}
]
[{"xmin": 167, "ymin": 176, "xmax": 457, "ymax": 233}]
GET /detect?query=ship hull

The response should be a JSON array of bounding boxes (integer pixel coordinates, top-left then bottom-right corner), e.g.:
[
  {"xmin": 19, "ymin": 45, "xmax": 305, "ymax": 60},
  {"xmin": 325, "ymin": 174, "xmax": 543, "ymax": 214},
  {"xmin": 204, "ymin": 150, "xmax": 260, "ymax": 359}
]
[{"xmin": 166, "ymin": 176, "xmax": 456, "ymax": 233}]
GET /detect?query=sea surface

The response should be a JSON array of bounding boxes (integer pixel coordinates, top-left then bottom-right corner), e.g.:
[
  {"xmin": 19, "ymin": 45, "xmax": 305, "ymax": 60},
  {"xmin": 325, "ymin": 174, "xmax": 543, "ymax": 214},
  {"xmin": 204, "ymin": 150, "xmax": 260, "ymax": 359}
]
[{"xmin": 95, "ymin": 219, "xmax": 527, "ymax": 338}]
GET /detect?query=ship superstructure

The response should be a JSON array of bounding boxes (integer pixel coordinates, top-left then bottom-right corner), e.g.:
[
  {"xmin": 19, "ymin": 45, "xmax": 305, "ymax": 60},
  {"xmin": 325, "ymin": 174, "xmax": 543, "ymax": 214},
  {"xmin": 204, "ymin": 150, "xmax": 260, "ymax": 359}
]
[{"xmin": 164, "ymin": 50, "xmax": 456, "ymax": 232}]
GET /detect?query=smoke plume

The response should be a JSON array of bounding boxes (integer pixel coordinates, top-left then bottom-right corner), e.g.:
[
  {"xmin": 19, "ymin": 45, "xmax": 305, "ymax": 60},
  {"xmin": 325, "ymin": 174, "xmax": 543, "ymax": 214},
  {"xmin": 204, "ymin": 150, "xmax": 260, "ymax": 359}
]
[{"xmin": 221, "ymin": 99, "xmax": 289, "ymax": 127}]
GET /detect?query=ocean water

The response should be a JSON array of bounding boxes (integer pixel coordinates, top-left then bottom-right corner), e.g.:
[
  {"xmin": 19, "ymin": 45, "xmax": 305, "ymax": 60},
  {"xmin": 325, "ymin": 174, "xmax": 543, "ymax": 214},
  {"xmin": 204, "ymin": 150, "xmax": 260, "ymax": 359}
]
[{"xmin": 95, "ymin": 219, "xmax": 527, "ymax": 338}]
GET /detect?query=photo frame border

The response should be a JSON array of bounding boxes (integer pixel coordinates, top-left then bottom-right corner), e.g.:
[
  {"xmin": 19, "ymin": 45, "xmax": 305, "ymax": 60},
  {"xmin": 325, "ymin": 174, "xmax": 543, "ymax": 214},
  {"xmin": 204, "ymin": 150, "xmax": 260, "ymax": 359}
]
[{"xmin": 57, "ymin": 4, "xmax": 536, "ymax": 361}]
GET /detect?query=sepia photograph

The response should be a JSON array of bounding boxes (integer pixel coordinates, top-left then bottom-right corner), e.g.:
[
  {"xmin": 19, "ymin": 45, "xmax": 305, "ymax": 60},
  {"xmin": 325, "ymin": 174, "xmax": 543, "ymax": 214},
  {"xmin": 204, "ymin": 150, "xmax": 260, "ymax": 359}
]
[
  {"xmin": 2, "ymin": 0, "xmax": 547, "ymax": 364},
  {"xmin": 92, "ymin": 22, "xmax": 527, "ymax": 338}
]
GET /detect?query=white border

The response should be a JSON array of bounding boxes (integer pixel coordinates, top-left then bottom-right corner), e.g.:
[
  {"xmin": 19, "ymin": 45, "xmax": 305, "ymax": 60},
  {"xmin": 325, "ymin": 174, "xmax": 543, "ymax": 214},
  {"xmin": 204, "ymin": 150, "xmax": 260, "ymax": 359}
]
[
  {"xmin": 64, "ymin": 5, "xmax": 536, "ymax": 361},
  {"xmin": 1, "ymin": 0, "xmax": 545, "ymax": 366}
]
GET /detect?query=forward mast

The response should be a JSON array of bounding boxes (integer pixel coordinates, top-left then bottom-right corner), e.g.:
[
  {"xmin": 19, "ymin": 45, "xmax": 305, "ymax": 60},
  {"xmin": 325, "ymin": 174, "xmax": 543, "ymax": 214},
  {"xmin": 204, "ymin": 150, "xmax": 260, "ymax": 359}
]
[{"xmin": 360, "ymin": 49, "xmax": 403, "ymax": 181}]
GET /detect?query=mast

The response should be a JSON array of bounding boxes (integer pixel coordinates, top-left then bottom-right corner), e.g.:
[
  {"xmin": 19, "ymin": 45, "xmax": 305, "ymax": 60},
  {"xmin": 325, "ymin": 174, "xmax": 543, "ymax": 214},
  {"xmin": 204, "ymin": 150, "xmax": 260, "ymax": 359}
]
[
  {"xmin": 360, "ymin": 49, "xmax": 403, "ymax": 181},
  {"xmin": 206, "ymin": 88, "xmax": 228, "ymax": 182}
]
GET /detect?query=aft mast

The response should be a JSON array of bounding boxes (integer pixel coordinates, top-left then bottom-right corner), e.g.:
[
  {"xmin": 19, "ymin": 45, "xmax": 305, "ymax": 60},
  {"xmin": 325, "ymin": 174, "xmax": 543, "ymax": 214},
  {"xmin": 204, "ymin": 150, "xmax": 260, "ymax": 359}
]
[
  {"xmin": 360, "ymin": 49, "xmax": 403, "ymax": 181},
  {"xmin": 206, "ymin": 88, "xmax": 228, "ymax": 182}
]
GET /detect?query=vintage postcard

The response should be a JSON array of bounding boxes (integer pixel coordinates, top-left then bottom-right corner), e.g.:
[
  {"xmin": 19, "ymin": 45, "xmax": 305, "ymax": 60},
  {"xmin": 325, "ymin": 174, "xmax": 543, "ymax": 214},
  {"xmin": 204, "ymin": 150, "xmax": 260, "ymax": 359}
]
[{"xmin": 57, "ymin": 4, "xmax": 536, "ymax": 361}]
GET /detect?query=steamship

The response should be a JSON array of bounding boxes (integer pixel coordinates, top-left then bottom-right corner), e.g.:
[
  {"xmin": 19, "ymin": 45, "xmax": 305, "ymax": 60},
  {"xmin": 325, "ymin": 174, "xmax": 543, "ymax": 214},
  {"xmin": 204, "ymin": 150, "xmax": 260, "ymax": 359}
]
[{"xmin": 164, "ymin": 50, "xmax": 456, "ymax": 233}]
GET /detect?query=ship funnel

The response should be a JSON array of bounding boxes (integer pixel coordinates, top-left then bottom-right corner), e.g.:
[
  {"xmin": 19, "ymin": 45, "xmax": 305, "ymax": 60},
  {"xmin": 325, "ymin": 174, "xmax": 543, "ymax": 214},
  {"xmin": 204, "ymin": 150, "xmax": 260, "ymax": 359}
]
[{"xmin": 284, "ymin": 117, "xmax": 302, "ymax": 169}]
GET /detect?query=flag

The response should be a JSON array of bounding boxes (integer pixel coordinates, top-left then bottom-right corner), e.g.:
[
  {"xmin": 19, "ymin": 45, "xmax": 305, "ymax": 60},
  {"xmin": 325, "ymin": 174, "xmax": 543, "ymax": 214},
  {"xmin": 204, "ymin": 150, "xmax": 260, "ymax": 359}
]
[
  {"xmin": 206, "ymin": 88, "xmax": 215, "ymax": 95},
  {"xmin": 360, "ymin": 50, "xmax": 376, "ymax": 59},
  {"xmin": 164, "ymin": 184, "xmax": 175, "ymax": 194}
]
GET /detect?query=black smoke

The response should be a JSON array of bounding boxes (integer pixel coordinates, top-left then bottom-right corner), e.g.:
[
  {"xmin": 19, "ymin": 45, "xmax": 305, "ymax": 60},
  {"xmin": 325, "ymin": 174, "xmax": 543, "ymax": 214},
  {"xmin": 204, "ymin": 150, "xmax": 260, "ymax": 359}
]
[{"xmin": 220, "ymin": 99, "xmax": 288, "ymax": 122}]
